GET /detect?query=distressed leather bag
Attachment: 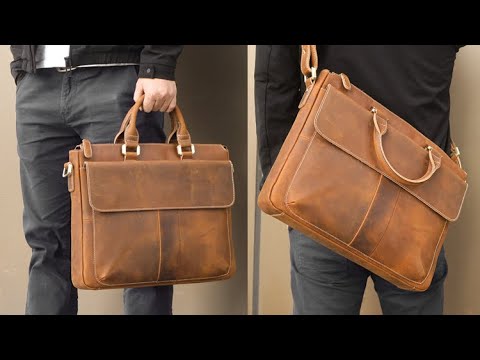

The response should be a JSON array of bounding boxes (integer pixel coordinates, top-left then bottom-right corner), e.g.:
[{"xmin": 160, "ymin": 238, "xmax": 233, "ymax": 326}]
[
  {"xmin": 258, "ymin": 45, "xmax": 468, "ymax": 291},
  {"xmin": 64, "ymin": 96, "xmax": 236, "ymax": 290}
]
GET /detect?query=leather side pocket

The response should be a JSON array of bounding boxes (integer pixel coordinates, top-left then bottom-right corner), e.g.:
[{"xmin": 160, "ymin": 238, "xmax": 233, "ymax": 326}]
[{"xmin": 93, "ymin": 210, "xmax": 160, "ymax": 286}]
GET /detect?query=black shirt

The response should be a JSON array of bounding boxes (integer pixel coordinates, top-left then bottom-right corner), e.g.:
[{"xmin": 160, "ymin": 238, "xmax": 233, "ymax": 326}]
[{"xmin": 255, "ymin": 45, "xmax": 463, "ymax": 183}]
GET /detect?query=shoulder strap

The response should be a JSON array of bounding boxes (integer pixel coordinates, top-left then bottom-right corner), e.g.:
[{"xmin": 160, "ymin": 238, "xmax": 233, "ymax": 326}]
[{"xmin": 301, "ymin": 45, "xmax": 318, "ymax": 86}]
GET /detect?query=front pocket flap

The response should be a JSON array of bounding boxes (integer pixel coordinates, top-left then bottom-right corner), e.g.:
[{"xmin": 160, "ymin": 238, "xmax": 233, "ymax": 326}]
[
  {"xmin": 86, "ymin": 160, "xmax": 235, "ymax": 212},
  {"xmin": 313, "ymin": 85, "xmax": 467, "ymax": 222}
]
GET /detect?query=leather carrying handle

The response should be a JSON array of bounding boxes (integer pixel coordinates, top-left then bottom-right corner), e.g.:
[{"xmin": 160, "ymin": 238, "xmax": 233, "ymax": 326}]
[
  {"xmin": 371, "ymin": 108, "xmax": 441, "ymax": 185},
  {"xmin": 114, "ymin": 95, "xmax": 193, "ymax": 159},
  {"xmin": 301, "ymin": 45, "xmax": 318, "ymax": 78},
  {"xmin": 301, "ymin": 45, "xmax": 318, "ymax": 86}
]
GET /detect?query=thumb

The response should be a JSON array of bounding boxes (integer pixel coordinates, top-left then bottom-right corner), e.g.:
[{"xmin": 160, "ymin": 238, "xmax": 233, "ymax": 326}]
[{"xmin": 133, "ymin": 80, "xmax": 144, "ymax": 102}]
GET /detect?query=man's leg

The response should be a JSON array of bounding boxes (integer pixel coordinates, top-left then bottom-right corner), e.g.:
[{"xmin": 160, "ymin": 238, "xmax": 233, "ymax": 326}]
[
  {"xmin": 16, "ymin": 69, "xmax": 81, "ymax": 315},
  {"xmin": 289, "ymin": 228, "xmax": 369, "ymax": 315},
  {"xmin": 372, "ymin": 247, "xmax": 447, "ymax": 315},
  {"xmin": 69, "ymin": 66, "xmax": 173, "ymax": 315}
]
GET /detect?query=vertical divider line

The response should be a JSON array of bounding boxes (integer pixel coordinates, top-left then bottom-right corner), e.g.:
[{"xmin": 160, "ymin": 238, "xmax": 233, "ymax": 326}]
[
  {"xmin": 252, "ymin": 157, "xmax": 262, "ymax": 315},
  {"xmin": 156, "ymin": 210, "xmax": 162, "ymax": 282}
]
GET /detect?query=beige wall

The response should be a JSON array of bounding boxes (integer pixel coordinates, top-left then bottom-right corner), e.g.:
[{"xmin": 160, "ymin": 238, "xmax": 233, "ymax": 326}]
[
  {"xmin": 249, "ymin": 45, "xmax": 480, "ymax": 315},
  {"xmin": 0, "ymin": 47, "xmax": 30, "ymax": 313},
  {"xmin": 0, "ymin": 45, "xmax": 248, "ymax": 314},
  {"xmin": 247, "ymin": 46, "xmax": 256, "ymax": 314}
]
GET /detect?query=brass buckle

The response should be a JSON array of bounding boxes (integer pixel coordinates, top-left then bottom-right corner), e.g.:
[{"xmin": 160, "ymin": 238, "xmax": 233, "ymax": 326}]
[
  {"xmin": 121, "ymin": 144, "xmax": 140, "ymax": 156},
  {"xmin": 303, "ymin": 67, "xmax": 317, "ymax": 84},
  {"xmin": 62, "ymin": 163, "xmax": 73, "ymax": 178},
  {"xmin": 177, "ymin": 144, "xmax": 196, "ymax": 157},
  {"xmin": 56, "ymin": 66, "xmax": 78, "ymax": 73}
]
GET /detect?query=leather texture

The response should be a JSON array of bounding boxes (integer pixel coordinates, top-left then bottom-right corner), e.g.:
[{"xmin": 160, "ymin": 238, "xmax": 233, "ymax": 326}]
[
  {"xmin": 67, "ymin": 97, "xmax": 236, "ymax": 289},
  {"xmin": 258, "ymin": 45, "xmax": 468, "ymax": 292}
]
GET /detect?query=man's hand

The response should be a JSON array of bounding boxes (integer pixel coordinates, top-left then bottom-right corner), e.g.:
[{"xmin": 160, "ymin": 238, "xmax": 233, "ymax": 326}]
[{"xmin": 133, "ymin": 78, "xmax": 177, "ymax": 113}]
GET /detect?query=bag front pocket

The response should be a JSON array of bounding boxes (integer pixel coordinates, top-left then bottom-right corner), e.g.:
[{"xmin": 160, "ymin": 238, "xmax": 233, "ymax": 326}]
[
  {"xmin": 285, "ymin": 133, "xmax": 381, "ymax": 244},
  {"xmin": 93, "ymin": 210, "xmax": 160, "ymax": 286},
  {"xmin": 86, "ymin": 159, "xmax": 235, "ymax": 287}
]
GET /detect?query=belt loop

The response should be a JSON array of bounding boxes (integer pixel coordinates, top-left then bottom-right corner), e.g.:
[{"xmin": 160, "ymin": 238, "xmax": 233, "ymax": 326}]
[
  {"xmin": 64, "ymin": 56, "xmax": 72, "ymax": 71},
  {"xmin": 63, "ymin": 56, "xmax": 74, "ymax": 77}
]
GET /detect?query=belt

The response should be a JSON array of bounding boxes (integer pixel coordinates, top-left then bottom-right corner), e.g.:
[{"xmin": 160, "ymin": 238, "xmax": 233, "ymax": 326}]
[
  {"xmin": 56, "ymin": 66, "xmax": 78, "ymax": 72},
  {"xmin": 55, "ymin": 63, "xmax": 139, "ymax": 73}
]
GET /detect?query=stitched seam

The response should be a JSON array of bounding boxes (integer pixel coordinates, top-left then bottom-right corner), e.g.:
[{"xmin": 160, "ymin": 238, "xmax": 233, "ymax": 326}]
[
  {"xmin": 81, "ymin": 143, "xmax": 229, "ymax": 151},
  {"xmin": 288, "ymin": 212, "xmax": 447, "ymax": 286},
  {"xmin": 89, "ymin": 166, "xmax": 235, "ymax": 287},
  {"xmin": 89, "ymin": 272, "xmax": 233, "ymax": 287},
  {"xmin": 222, "ymin": 208, "xmax": 234, "ymax": 278},
  {"xmin": 229, "ymin": 161, "xmax": 236, "ymax": 206},
  {"xmin": 285, "ymin": 133, "xmax": 343, "ymax": 243},
  {"xmin": 320, "ymin": 129, "xmax": 465, "ymax": 221},
  {"xmin": 92, "ymin": 210, "xmax": 102, "ymax": 285},
  {"xmin": 285, "ymin": 137, "xmax": 443, "ymax": 285},
  {"xmin": 368, "ymin": 187, "xmax": 401, "ymax": 257},
  {"xmin": 176, "ymin": 210, "xmax": 181, "ymax": 280},
  {"xmin": 405, "ymin": 220, "xmax": 447, "ymax": 286},
  {"xmin": 284, "ymin": 86, "xmax": 343, "ymax": 243},
  {"xmin": 86, "ymin": 161, "xmax": 235, "ymax": 211},
  {"xmin": 90, "ymin": 205, "xmax": 234, "ymax": 211},
  {"xmin": 313, "ymin": 85, "xmax": 467, "ymax": 221},
  {"xmin": 92, "ymin": 210, "xmax": 156, "ymax": 287},
  {"xmin": 329, "ymin": 73, "xmax": 466, "ymax": 176},
  {"xmin": 348, "ymin": 174, "xmax": 383, "ymax": 246},
  {"xmin": 93, "ymin": 209, "xmax": 233, "ymax": 287},
  {"xmin": 91, "ymin": 208, "xmax": 233, "ymax": 287},
  {"xmin": 156, "ymin": 210, "xmax": 161, "ymax": 282},
  {"xmin": 262, "ymin": 70, "xmax": 328, "ymax": 216},
  {"xmin": 76, "ymin": 151, "xmax": 92, "ymax": 289}
]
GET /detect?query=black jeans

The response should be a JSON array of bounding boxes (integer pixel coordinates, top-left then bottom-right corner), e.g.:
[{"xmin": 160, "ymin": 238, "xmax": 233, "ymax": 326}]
[
  {"xmin": 16, "ymin": 66, "xmax": 173, "ymax": 315},
  {"xmin": 289, "ymin": 228, "xmax": 448, "ymax": 315}
]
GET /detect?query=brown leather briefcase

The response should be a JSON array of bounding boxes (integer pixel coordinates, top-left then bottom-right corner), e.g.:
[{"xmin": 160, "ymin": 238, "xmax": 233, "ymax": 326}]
[
  {"xmin": 258, "ymin": 45, "xmax": 468, "ymax": 291},
  {"xmin": 64, "ymin": 96, "xmax": 236, "ymax": 290}
]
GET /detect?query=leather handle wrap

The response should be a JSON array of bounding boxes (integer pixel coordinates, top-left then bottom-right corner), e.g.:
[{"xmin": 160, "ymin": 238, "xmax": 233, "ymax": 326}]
[
  {"xmin": 114, "ymin": 95, "xmax": 193, "ymax": 158},
  {"xmin": 301, "ymin": 45, "xmax": 318, "ymax": 82},
  {"xmin": 372, "ymin": 109, "xmax": 441, "ymax": 185}
]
